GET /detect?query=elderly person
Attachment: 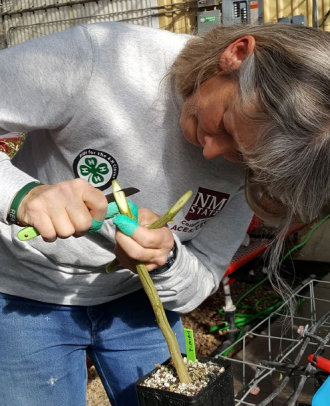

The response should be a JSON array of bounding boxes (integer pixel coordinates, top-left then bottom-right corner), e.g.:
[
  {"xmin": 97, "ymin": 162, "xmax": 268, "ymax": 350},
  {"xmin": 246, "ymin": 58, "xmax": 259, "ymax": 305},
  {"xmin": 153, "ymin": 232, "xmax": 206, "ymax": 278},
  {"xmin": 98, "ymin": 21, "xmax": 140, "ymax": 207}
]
[{"xmin": 0, "ymin": 21, "xmax": 329, "ymax": 405}]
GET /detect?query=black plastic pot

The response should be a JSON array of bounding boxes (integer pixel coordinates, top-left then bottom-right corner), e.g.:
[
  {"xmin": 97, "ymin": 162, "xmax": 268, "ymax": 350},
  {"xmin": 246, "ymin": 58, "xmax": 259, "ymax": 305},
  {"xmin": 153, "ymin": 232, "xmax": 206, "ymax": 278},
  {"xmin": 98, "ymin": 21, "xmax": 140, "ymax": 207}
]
[{"xmin": 135, "ymin": 356, "xmax": 235, "ymax": 406}]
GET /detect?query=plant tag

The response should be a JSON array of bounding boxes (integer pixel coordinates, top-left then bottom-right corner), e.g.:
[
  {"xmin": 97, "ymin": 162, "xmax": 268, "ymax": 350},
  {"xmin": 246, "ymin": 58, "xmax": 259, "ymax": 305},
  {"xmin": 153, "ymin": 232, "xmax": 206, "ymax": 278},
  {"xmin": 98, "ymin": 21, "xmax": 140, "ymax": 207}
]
[{"xmin": 184, "ymin": 328, "xmax": 196, "ymax": 361}]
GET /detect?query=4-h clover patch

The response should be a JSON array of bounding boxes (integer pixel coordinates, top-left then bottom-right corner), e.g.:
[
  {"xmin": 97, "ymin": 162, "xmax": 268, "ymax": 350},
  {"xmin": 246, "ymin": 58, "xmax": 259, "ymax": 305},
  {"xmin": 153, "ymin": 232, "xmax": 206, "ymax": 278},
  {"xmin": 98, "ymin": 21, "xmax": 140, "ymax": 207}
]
[{"xmin": 73, "ymin": 149, "xmax": 119, "ymax": 190}]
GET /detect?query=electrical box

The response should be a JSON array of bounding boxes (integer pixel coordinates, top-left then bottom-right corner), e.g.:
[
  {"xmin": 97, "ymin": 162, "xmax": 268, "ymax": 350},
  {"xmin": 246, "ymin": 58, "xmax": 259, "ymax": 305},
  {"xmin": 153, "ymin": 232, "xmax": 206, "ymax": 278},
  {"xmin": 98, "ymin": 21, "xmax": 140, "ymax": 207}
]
[
  {"xmin": 197, "ymin": 0, "xmax": 219, "ymax": 8},
  {"xmin": 292, "ymin": 15, "xmax": 307, "ymax": 26},
  {"xmin": 222, "ymin": 0, "xmax": 262, "ymax": 26},
  {"xmin": 197, "ymin": 10, "xmax": 222, "ymax": 33},
  {"xmin": 278, "ymin": 17, "xmax": 291, "ymax": 24},
  {"xmin": 278, "ymin": 15, "xmax": 307, "ymax": 26}
]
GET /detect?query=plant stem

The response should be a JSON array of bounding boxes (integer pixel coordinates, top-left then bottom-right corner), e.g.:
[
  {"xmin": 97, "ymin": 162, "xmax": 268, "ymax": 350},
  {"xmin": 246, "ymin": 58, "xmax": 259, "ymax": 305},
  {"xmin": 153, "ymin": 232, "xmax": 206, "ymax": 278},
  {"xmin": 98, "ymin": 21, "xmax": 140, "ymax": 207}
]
[
  {"xmin": 106, "ymin": 189, "xmax": 193, "ymax": 273},
  {"xmin": 111, "ymin": 180, "xmax": 192, "ymax": 383},
  {"xmin": 135, "ymin": 263, "xmax": 191, "ymax": 383}
]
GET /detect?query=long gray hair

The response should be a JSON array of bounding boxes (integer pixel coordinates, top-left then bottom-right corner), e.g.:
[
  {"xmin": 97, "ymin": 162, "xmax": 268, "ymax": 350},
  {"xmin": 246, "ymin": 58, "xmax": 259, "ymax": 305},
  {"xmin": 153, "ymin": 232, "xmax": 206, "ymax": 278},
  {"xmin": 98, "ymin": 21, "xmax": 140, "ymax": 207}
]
[{"xmin": 170, "ymin": 23, "xmax": 330, "ymax": 297}]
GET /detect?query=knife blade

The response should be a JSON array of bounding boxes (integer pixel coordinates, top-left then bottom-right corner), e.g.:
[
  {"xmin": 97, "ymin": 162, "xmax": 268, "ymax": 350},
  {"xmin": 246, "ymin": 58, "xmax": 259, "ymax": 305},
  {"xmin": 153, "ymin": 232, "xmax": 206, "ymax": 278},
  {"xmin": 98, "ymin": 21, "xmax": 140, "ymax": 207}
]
[
  {"xmin": 17, "ymin": 187, "xmax": 140, "ymax": 241},
  {"xmin": 106, "ymin": 187, "xmax": 139, "ymax": 203}
]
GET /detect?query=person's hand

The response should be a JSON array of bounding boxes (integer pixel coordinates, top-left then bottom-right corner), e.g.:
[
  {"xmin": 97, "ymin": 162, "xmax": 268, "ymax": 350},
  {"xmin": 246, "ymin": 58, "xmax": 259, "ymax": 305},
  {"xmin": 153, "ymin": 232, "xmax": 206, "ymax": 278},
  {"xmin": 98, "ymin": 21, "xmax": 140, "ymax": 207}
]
[
  {"xmin": 113, "ymin": 208, "xmax": 174, "ymax": 273},
  {"xmin": 16, "ymin": 179, "xmax": 108, "ymax": 242}
]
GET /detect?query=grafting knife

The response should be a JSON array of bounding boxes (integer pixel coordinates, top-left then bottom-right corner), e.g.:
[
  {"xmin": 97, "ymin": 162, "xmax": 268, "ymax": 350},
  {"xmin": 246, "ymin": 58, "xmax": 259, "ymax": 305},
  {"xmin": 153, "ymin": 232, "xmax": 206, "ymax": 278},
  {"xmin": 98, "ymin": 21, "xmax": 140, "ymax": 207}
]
[{"xmin": 17, "ymin": 187, "xmax": 140, "ymax": 241}]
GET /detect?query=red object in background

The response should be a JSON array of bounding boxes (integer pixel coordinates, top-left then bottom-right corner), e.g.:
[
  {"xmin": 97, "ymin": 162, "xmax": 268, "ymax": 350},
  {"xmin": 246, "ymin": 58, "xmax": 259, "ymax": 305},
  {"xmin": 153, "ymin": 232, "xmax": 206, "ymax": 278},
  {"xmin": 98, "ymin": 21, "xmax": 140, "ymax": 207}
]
[
  {"xmin": 224, "ymin": 218, "xmax": 305, "ymax": 278},
  {"xmin": 247, "ymin": 215, "xmax": 263, "ymax": 233},
  {"xmin": 0, "ymin": 140, "xmax": 10, "ymax": 153},
  {"xmin": 0, "ymin": 136, "xmax": 22, "ymax": 154},
  {"xmin": 308, "ymin": 354, "xmax": 330, "ymax": 373}
]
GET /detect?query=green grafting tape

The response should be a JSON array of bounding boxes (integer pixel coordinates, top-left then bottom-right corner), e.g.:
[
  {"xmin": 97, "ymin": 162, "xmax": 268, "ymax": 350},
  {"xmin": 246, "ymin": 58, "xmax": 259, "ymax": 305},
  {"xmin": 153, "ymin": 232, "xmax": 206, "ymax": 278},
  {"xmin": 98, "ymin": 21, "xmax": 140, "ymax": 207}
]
[
  {"xmin": 112, "ymin": 214, "xmax": 139, "ymax": 237},
  {"xmin": 8, "ymin": 182, "xmax": 42, "ymax": 224}
]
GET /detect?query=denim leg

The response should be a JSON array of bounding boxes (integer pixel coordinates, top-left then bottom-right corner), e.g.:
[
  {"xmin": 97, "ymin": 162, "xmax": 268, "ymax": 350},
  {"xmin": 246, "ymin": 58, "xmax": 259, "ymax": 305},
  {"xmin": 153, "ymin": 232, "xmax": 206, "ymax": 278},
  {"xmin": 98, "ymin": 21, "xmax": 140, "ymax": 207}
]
[
  {"xmin": 0, "ymin": 292, "xmax": 91, "ymax": 406},
  {"xmin": 0, "ymin": 290, "xmax": 186, "ymax": 406},
  {"xmin": 87, "ymin": 289, "xmax": 186, "ymax": 406}
]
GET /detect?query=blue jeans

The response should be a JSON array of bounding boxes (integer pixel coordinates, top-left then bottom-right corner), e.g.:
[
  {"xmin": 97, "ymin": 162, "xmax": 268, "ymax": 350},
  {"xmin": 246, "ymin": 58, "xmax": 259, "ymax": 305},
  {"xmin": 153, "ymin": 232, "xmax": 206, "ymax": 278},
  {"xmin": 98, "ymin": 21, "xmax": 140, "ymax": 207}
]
[{"xmin": 0, "ymin": 289, "xmax": 185, "ymax": 406}]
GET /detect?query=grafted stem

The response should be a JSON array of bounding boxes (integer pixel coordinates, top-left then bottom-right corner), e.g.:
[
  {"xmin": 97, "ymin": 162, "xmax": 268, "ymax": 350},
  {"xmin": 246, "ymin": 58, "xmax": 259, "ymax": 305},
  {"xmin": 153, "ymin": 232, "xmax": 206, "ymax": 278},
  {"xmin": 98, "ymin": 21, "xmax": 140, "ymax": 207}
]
[
  {"xmin": 105, "ymin": 190, "xmax": 192, "ymax": 273},
  {"xmin": 111, "ymin": 180, "xmax": 192, "ymax": 383}
]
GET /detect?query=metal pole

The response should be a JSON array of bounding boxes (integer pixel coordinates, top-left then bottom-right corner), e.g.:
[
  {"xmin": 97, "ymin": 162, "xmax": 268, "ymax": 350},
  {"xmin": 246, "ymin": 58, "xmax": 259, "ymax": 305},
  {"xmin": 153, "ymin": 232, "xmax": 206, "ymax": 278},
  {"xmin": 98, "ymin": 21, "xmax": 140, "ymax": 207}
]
[{"xmin": 313, "ymin": 0, "xmax": 319, "ymax": 29}]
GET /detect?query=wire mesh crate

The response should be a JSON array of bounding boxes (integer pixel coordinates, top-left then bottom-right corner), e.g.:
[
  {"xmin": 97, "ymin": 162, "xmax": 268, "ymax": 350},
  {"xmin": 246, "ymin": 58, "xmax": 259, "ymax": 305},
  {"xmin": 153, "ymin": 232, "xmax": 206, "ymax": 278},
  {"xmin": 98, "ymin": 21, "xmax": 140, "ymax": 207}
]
[{"xmin": 219, "ymin": 276, "xmax": 330, "ymax": 406}]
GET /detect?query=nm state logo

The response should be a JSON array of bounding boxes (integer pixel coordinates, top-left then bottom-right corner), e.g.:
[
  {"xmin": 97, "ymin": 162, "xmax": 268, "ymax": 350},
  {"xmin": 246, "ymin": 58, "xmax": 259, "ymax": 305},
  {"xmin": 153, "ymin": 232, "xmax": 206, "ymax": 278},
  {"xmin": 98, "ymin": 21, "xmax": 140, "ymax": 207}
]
[
  {"xmin": 170, "ymin": 187, "xmax": 230, "ymax": 234},
  {"xmin": 73, "ymin": 149, "xmax": 119, "ymax": 191},
  {"xmin": 186, "ymin": 187, "xmax": 229, "ymax": 221}
]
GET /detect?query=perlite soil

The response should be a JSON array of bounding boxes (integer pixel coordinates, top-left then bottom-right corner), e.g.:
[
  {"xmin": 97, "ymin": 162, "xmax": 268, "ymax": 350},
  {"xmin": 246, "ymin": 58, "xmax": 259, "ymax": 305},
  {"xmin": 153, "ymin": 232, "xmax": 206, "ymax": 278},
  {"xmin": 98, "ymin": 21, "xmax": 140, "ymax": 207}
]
[{"xmin": 139, "ymin": 357, "xmax": 225, "ymax": 396}]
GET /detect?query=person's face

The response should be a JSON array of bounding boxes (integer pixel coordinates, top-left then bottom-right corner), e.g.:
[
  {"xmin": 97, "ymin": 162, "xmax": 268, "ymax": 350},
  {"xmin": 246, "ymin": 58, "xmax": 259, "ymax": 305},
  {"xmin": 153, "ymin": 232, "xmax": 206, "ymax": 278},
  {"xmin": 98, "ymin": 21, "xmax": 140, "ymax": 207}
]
[{"xmin": 179, "ymin": 73, "xmax": 256, "ymax": 163}]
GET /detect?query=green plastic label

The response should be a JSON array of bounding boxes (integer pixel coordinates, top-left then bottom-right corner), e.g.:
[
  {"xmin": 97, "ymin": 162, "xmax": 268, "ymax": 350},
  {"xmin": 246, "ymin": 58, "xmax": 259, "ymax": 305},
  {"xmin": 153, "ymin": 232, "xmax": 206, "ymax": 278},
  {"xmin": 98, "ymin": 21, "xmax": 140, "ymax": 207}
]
[{"xmin": 184, "ymin": 328, "xmax": 196, "ymax": 361}]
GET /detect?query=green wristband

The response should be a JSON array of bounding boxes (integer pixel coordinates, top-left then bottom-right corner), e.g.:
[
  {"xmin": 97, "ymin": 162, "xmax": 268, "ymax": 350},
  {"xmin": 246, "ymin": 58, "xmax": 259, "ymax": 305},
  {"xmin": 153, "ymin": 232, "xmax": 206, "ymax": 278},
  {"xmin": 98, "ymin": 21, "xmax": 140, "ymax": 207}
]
[{"xmin": 8, "ymin": 181, "xmax": 42, "ymax": 224}]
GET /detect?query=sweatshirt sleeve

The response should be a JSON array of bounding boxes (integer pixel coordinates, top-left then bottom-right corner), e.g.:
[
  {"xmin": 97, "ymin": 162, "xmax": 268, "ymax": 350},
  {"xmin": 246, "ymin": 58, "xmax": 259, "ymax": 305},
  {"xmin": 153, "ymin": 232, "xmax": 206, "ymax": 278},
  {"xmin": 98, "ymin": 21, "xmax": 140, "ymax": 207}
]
[
  {"xmin": 151, "ymin": 185, "xmax": 253, "ymax": 313},
  {"xmin": 0, "ymin": 26, "xmax": 93, "ymax": 223}
]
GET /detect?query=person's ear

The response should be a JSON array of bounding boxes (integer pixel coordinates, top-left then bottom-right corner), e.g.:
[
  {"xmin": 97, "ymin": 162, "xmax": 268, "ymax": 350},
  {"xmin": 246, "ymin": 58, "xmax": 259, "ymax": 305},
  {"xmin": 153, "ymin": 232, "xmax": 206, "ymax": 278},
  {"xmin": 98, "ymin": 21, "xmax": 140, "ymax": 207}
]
[{"xmin": 219, "ymin": 35, "xmax": 255, "ymax": 71}]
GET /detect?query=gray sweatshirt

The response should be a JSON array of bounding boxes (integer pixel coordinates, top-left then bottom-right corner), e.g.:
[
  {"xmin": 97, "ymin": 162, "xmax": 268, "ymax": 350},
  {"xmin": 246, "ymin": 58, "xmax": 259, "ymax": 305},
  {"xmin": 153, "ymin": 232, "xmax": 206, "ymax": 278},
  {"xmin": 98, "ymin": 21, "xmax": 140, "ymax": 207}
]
[{"xmin": 0, "ymin": 22, "xmax": 252, "ymax": 313}]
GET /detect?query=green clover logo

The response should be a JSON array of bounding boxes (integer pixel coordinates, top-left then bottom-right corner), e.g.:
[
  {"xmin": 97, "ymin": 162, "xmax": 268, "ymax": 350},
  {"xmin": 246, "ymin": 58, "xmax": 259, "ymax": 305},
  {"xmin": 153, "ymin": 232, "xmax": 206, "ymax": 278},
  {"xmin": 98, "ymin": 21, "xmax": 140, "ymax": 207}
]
[{"xmin": 79, "ymin": 157, "xmax": 110, "ymax": 184}]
